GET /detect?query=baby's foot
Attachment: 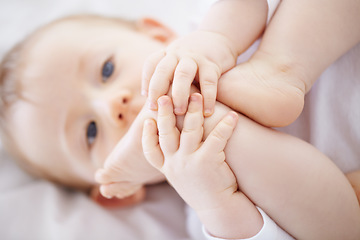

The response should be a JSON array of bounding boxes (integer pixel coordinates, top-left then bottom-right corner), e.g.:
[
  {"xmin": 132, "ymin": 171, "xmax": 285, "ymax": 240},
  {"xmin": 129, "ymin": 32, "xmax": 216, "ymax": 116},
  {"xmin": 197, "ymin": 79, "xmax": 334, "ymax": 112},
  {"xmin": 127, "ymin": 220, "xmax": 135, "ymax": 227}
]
[
  {"xmin": 95, "ymin": 102, "xmax": 165, "ymax": 199},
  {"xmin": 217, "ymin": 55, "xmax": 306, "ymax": 127}
]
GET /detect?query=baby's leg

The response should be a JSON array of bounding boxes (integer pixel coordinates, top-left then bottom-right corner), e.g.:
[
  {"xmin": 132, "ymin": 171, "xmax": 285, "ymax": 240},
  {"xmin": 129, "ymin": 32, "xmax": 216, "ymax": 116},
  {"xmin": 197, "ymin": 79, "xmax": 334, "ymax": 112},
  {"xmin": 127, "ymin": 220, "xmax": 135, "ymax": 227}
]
[
  {"xmin": 346, "ymin": 170, "xmax": 360, "ymax": 204},
  {"xmin": 205, "ymin": 101, "xmax": 360, "ymax": 239},
  {"xmin": 222, "ymin": 0, "xmax": 360, "ymax": 128},
  {"xmin": 217, "ymin": 54, "xmax": 306, "ymax": 127}
]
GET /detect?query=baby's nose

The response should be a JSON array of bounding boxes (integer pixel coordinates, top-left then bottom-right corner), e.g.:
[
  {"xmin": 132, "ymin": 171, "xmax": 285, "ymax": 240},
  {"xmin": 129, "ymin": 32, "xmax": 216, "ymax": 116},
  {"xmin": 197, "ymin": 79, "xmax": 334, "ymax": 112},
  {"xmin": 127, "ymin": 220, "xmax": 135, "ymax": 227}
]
[{"xmin": 109, "ymin": 91, "xmax": 131, "ymax": 123}]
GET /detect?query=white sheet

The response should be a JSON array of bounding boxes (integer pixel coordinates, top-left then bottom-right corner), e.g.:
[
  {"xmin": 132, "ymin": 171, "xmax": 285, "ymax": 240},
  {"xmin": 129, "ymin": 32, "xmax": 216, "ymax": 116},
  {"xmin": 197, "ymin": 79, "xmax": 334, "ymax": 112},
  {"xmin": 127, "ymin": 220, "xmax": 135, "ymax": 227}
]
[
  {"xmin": 0, "ymin": 150, "xmax": 189, "ymax": 240},
  {"xmin": 0, "ymin": 0, "xmax": 200, "ymax": 239}
]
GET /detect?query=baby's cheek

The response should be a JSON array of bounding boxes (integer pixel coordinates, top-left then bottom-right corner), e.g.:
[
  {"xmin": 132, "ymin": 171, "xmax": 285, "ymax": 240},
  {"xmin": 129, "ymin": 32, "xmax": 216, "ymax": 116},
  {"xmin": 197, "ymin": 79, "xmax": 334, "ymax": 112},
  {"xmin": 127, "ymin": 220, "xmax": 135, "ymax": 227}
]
[{"xmin": 92, "ymin": 146, "xmax": 112, "ymax": 169}]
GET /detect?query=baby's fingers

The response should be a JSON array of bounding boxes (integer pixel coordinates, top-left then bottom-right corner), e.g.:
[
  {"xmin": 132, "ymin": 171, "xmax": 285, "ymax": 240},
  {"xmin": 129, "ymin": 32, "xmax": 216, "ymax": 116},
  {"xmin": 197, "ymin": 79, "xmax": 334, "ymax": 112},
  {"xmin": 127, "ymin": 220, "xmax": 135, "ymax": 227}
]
[
  {"xmin": 157, "ymin": 96, "xmax": 180, "ymax": 154},
  {"xmin": 179, "ymin": 93, "xmax": 204, "ymax": 153},
  {"xmin": 142, "ymin": 118, "xmax": 164, "ymax": 170},
  {"xmin": 172, "ymin": 57, "xmax": 198, "ymax": 115},
  {"xmin": 142, "ymin": 51, "xmax": 165, "ymax": 96},
  {"xmin": 148, "ymin": 54, "xmax": 178, "ymax": 110},
  {"xmin": 199, "ymin": 66, "xmax": 220, "ymax": 117},
  {"xmin": 202, "ymin": 111, "xmax": 238, "ymax": 153}
]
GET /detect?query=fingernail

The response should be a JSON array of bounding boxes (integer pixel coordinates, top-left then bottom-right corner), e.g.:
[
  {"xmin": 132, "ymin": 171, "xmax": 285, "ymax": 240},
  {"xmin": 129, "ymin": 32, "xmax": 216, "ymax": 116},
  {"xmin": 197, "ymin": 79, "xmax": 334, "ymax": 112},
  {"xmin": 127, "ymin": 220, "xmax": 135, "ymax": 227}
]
[
  {"xmin": 174, "ymin": 107, "xmax": 185, "ymax": 115},
  {"xmin": 157, "ymin": 96, "xmax": 168, "ymax": 106},
  {"xmin": 144, "ymin": 119, "xmax": 153, "ymax": 127},
  {"xmin": 204, "ymin": 108, "xmax": 213, "ymax": 117},
  {"xmin": 190, "ymin": 94, "xmax": 198, "ymax": 102},
  {"xmin": 227, "ymin": 111, "xmax": 238, "ymax": 124}
]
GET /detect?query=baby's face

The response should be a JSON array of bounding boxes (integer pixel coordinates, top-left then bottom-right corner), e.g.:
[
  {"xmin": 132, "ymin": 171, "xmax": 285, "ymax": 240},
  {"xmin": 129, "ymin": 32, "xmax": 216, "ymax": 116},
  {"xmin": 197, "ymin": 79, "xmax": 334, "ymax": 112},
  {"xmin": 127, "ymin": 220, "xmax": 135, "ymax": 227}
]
[{"xmin": 9, "ymin": 18, "xmax": 170, "ymax": 188}]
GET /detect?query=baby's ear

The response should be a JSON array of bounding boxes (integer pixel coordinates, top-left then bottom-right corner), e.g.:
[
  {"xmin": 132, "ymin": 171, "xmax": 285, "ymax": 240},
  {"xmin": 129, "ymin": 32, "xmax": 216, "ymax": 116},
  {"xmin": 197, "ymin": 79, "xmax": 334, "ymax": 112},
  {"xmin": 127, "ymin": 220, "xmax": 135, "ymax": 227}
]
[
  {"xmin": 90, "ymin": 185, "xmax": 146, "ymax": 208},
  {"xmin": 136, "ymin": 17, "xmax": 177, "ymax": 44}
]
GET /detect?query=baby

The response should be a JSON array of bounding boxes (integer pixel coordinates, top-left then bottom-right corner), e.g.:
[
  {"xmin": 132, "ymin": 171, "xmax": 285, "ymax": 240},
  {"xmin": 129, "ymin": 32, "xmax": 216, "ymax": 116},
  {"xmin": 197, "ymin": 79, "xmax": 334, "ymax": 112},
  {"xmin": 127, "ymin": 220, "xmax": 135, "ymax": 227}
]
[
  {"xmin": 1, "ymin": 15, "xmax": 359, "ymax": 239},
  {"xmin": 98, "ymin": 0, "xmax": 360, "ymax": 237}
]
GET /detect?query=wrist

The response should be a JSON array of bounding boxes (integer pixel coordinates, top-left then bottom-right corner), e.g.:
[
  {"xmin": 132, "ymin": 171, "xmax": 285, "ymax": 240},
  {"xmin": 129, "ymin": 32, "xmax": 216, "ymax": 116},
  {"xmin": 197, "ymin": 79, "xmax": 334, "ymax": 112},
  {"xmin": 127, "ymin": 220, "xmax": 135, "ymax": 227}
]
[
  {"xmin": 198, "ymin": 0, "xmax": 268, "ymax": 56},
  {"xmin": 192, "ymin": 30, "xmax": 238, "ymax": 72},
  {"xmin": 251, "ymin": 49, "xmax": 312, "ymax": 93}
]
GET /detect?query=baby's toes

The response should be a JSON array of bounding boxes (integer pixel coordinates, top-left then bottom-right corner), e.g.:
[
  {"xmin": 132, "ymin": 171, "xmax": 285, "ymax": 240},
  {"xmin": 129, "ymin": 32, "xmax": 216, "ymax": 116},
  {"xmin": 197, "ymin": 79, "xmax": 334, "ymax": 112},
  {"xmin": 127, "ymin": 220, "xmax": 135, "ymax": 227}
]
[
  {"xmin": 95, "ymin": 168, "xmax": 113, "ymax": 185},
  {"xmin": 100, "ymin": 182, "xmax": 143, "ymax": 199},
  {"xmin": 95, "ymin": 165, "xmax": 128, "ymax": 185},
  {"xmin": 92, "ymin": 186, "xmax": 146, "ymax": 208}
]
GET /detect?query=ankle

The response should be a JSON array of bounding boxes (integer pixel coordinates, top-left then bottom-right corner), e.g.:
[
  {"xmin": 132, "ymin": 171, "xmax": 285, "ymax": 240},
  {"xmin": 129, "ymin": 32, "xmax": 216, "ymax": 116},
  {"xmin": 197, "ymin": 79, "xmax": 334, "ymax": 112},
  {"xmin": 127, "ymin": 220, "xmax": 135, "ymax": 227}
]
[{"xmin": 253, "ymin": 49, "xmax": 315, "ymax": 93}]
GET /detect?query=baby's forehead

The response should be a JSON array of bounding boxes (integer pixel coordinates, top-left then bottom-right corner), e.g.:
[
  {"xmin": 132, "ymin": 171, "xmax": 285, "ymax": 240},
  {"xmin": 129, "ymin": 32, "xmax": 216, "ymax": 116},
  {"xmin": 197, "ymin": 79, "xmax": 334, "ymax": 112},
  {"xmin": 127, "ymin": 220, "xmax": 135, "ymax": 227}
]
[
  {"xmin": 22, "ymin": 20, "xmax": 104, "ymax": 77},
  {"xmin": 23, "ymin": 17, "xmax": 131, "ymax": 69},
  {"xmin": 26, "ymin": 20, "xmax": 94, "ymax": 53},
  {"xmin": 28, "ymin": 16, "xmax": 129, "ymax": 45}
]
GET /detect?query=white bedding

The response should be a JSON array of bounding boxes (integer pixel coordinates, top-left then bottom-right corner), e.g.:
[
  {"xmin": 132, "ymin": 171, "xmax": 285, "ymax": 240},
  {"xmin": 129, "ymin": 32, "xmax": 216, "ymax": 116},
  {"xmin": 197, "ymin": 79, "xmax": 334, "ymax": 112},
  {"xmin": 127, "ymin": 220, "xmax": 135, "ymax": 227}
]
[{"xmin": 0, "ymin": 0, "xmax": 201, "ymax": 239}]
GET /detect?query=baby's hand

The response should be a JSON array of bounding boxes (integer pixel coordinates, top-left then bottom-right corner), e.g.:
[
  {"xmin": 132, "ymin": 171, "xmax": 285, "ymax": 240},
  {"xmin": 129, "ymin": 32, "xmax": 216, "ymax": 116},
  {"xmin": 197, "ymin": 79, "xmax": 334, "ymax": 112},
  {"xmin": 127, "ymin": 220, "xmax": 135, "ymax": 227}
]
[
  {"xmin": 142, "ymin": 31, "xmax": 237, "ymax": 117},
  {"xmin": 142, "ymin": 93, "xmax": 239, "ymax": 211}
]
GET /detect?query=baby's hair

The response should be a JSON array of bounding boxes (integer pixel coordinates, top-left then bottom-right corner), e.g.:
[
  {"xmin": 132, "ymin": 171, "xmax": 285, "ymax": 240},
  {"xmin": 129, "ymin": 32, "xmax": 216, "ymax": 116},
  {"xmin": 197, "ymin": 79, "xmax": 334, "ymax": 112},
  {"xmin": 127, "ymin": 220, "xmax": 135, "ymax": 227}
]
[
  {"xmin": 0, "ymin": 34, "xmax": 27, "ymax": 171},
  {"xmin": 0, "ymin": 14, "xmax": 136, "ymax": 190}
]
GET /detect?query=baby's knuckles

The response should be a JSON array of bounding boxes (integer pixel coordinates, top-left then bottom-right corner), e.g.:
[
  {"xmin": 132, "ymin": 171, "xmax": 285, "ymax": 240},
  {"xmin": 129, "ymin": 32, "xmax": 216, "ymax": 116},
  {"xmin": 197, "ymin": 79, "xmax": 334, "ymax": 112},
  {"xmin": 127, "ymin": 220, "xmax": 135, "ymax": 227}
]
[
  {"xmin": 167, "ymin": 31, "xmax": 236, "ymax": 72},
  {"xmin": 159, "ymin": 140, "xmax": 238, "ymax": 211}
]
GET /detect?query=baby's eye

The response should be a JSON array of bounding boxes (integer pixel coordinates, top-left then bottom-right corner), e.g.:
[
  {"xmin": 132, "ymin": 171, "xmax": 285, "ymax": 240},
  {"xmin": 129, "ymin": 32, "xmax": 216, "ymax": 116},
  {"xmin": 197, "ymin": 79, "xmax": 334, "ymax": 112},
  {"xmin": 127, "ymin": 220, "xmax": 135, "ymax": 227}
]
[
  {"xmin": 86, "ymin": 121, "xmax": 97, "ymax": 147},
  {"xmin": 102, "ymin": 60, "xmax": 114, "ymax": 82}
]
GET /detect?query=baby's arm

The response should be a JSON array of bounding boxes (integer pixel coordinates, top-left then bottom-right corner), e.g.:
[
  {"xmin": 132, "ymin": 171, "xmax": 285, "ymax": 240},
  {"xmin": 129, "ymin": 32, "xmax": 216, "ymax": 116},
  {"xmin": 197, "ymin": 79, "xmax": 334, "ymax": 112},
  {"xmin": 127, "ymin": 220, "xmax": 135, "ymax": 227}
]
[
  {"xmin": 217, "ymin": 0, "xmax": 360, "ymax": 127},
  {"xmin": 142, "ymin": 0, "xmax": 268, "ymax": 116},
  {"xmin": 260, "ymin": 0, "xmax": 360, "ymax": 86}
]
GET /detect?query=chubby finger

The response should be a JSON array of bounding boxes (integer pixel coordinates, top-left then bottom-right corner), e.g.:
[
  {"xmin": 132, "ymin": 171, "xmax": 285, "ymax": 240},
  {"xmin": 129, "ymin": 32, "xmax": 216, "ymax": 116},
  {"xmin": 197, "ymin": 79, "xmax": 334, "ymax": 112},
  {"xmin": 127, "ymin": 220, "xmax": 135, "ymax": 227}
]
[
  {"xmin": 179, "ymin": 93, "xmax": 204, "ymax": 153},
  {"xmin": 202, "ymin": 111, "xmax": 238, "ymax": 153},
  {"xmin": 142, "ymin": 50, "xmax": 165, "ymax": 97},
  {"xmin": 142, "ymin": 118, "xmax": 164, "ymax": 170},
  {"xmin": 148, "ymin": 54, "xmax": 178, "ymax": 110},
  {"xmin": 199, "ymin": 65, "xmax": 220, "ymax": 117},
  {"xmin": 157, "ymin": 96, "xmax": 180, "ymax": 154},
  {"xmin": 172, "ymin": 57, "xmax": 198, "ymax": 115}
]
